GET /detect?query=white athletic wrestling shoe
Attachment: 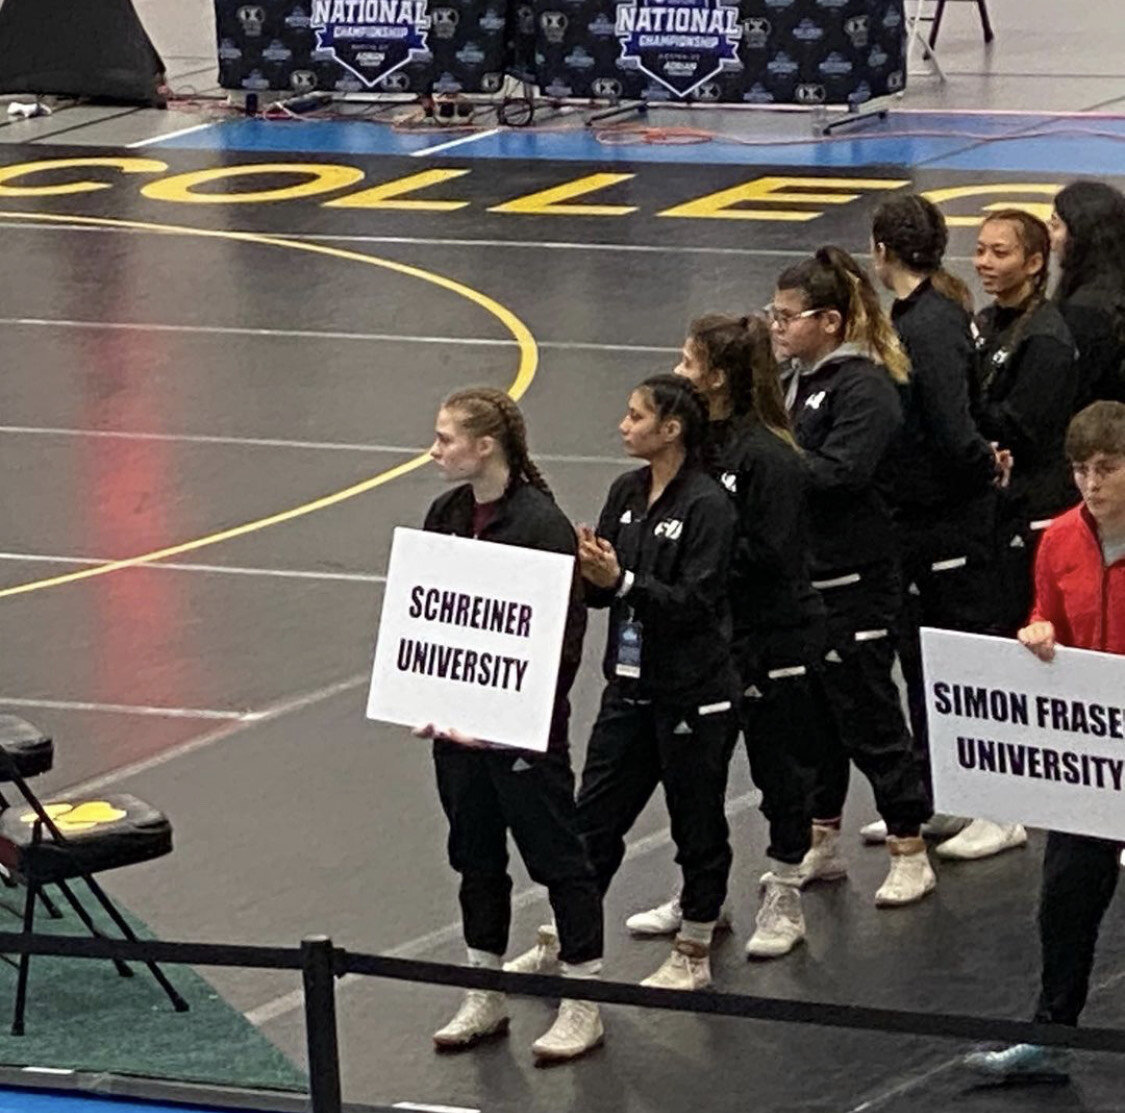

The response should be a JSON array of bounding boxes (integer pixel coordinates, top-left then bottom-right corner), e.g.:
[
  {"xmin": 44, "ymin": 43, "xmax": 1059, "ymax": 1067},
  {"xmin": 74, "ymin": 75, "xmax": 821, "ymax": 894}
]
[
  {"xmin": 531, "ymin": 999, "xmax": 604, "ymax": 1063},
  {"xmin": 762, "ymin": 823, "xmax": 847, "ymax": 888},
  {"xmin": 935, "ymin": 819, "xmax": 1028, "ymax": 860},
  {"xmin": 624, "ymin": 898, "xmax": 733, "ymax": 936},
  {"xmin": 432, "ymin": 990, "xmax": 509, "ymax": 1049},
  {"xmin": 640, "ymin": 939, "xmax": 712, "ymax": 991},
  {"xmin": 745, "ymin": 877, "xmax": 805, "ymax": 959},
  {"xmin": 504, "ymin": 925, "xmax": 561, "ymax": 974},
  {"xmin": 875, "ymin": 836, "xmax": 936, "ymax": 906}
]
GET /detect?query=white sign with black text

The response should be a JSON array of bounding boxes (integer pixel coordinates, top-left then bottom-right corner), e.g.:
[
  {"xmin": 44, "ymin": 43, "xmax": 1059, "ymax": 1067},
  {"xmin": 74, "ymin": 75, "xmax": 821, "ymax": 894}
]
[
  {"xmin": 922, "ymin": 628, "xmax": 1125, "ymax": 842},
  {"xmin": 366, "ymin": 527, "xmax": 575, "ymax": 752}
]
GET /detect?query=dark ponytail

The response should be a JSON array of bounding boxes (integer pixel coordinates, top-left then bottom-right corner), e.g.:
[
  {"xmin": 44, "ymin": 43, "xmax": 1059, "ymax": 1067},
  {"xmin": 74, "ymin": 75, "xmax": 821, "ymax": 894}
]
[
  {"xmin": 636, "ymin": 373, "xmax": 712, "ymax": 468},
  {"xmin": 872, "ymin": 193, "xmax": 973, "ymax": 312},
  {"xmin": 777, "ymin": 246, "xmax": 911, "ymax": 383},
  {"xmin": 686, "ymin": 313, "xmax": 796, "ymax": 448}
]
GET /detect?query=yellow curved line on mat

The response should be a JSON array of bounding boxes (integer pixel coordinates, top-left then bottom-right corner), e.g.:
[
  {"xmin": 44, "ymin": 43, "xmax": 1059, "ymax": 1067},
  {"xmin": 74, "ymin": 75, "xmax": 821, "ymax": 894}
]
[{"xmin": 0, "ymin": 210, "xmax": 538, "ymax": 600}]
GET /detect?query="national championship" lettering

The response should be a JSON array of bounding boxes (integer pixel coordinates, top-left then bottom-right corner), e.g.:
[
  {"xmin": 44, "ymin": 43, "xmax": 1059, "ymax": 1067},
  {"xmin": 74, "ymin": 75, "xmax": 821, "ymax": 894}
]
[
  {"xmin": 312, "ymin": 0, "xmax": 427, "ymax": 26},
  {"xmin": 615, "ymin": 6, "xmax": 739, "ymax": 36}
]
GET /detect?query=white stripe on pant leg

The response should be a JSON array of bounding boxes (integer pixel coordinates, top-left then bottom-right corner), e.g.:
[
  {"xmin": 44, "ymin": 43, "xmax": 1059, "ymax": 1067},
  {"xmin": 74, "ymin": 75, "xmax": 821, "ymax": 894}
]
[
  {"xmin": 854, "ymin": 628, "xmax": 889, "ymax": 642},
  {"xmin": 811, "ymin": 572, "xmax": 862, "ymax": 590},
  {"xmin": 930, "ymin": 556, "xmax": 968, "ymax": 572},
  {"xmin": 697, "ymin": 701, "xmax": 732, "ymax": 716}
]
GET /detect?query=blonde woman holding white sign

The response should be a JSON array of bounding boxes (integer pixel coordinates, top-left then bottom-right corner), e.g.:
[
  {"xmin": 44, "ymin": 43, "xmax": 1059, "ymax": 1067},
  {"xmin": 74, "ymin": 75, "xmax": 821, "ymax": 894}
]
[{"xmin": 417, "ymin": 387, "xmax": 604, "ymax": 1064}]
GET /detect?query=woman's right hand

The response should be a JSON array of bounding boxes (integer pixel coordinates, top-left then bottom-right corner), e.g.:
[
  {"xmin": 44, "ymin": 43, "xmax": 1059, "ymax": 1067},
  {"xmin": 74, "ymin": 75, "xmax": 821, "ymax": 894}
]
[{"xmin": 1018, "ymin": 621, "xmax": 1056, "ymax": 662}]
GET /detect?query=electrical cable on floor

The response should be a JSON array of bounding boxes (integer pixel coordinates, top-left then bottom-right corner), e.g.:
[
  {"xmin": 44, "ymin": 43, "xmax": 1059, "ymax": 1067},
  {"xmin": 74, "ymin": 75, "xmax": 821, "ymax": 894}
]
[{"xmin": 162, "ymin": 89, "xmax": 1125, "ymax": 155}]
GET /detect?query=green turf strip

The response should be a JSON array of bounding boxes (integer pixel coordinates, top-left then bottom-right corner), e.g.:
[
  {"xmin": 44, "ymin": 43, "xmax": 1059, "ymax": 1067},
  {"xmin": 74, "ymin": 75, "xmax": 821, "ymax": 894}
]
[{"xmin": 0, "ymin": 894, "xmax": 306, "ymax": 1092}]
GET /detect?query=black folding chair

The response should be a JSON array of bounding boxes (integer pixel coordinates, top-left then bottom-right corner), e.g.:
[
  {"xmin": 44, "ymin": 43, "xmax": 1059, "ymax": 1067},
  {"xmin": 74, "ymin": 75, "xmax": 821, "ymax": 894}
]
[{"xmin": 0, "ymin": 715, "xmax": 188, "ymax": 1034}]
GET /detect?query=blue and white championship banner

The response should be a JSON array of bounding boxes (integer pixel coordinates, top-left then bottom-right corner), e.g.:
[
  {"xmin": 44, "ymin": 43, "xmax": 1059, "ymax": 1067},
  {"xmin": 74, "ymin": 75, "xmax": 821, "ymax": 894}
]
[
  {"xmin": 214, "ymin": 0, "xmax": 511, "ymax": 95},
  {"xmin": 533, "ymin": 0, "xmax": 906, "ymax": 104}
]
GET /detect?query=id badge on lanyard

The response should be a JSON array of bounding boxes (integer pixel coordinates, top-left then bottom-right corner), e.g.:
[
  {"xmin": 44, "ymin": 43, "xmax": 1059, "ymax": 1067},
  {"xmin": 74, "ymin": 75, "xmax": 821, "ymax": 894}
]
[{"xmin": 615, "ymin": 609, "xmax": 643, "ymax": 680}]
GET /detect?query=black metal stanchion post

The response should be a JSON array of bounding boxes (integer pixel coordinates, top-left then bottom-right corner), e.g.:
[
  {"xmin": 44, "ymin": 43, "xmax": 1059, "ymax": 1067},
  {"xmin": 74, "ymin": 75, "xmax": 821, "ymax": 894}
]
[{"xmin": 301, "ymin": 935, "xmax": 342, "ymax": 1113}]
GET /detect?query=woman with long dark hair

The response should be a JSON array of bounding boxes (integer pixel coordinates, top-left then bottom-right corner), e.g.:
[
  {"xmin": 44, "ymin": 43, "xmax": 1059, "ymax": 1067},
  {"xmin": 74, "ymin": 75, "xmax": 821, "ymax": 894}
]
[
  {"xmin": 973, "ymin": 209, "xmax": 1080, "ymax": 631},
  {"xmin": 572, "ymin": 374, "xmax": 740, "ymax": 989},
  {"xmin": 625, "ymin": 315, "xmax": 830, "ymax": 957},
  {"xmin": 1051, "ymin": 180, "xmax": 1125, "ymax": 408},
  {"xmin": 771, "ymin": 246, "xmax": 935, "ymax": 907},
  {"xmin": 865, "ymin": 194, "xmax": 1022, "ymax": 861}
]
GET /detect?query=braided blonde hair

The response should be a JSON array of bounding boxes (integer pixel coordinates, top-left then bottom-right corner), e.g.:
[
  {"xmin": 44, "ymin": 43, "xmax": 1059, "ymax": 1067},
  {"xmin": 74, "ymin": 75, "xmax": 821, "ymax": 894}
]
[{"xmin": 442, "ymin": 387, "xmax": 553, "ymax": 498}]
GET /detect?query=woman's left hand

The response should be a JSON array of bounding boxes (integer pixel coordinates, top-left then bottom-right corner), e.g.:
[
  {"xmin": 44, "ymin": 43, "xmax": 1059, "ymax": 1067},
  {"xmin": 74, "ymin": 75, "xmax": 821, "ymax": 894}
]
[{"xmin": 579, "ymin": 535, "xmax": 621, "ymax": 588}]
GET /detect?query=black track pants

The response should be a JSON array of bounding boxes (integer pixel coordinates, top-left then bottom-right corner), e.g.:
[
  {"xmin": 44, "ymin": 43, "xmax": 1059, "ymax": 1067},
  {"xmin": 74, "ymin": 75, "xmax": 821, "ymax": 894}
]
[
  {"xmin": 1035, "ymin": 830, "xmax": 1120, "ymax": 1026},
  {"xmin": 434, "ymin": 742, "xmax": 603, "ymax": 964},
  {"xmin": 576, "ymin": 684, "xmax": 738, "ymax": 924}
]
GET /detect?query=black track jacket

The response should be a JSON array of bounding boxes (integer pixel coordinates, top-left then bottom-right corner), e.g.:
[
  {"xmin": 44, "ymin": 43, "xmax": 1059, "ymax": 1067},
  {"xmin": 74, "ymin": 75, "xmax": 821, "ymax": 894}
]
[
  {"xmin": 1057, "ymin": 281, "xmax": 1125, "ymax": 409},
  {"xmin": 973, "ymin": 301, "xmax": 1079, "ymax": 521},
  {"xmin": 423, "ymin": 481, "xmax": 586, "ymax": 752},
  {"xmin": 889, "ymin": 280, "xmax": 996, "ymax": 517},
  {"xmin": 587, "ymin": 463, "xmax": 737, "ymax": 707},
  {"xmin": 710, "ymin": 418, "xmax": 823, "ymax": 638},
  {"xmin": 792, "ymin": 351, "xmax": 904, "ymax": 577}
]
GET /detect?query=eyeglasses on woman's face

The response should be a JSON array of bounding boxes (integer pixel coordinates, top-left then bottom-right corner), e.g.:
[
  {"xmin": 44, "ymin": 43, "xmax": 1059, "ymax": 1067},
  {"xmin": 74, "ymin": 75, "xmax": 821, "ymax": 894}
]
[{"xmin": 761, "ymin": 304, "xmax": 824, "ymax": 329}]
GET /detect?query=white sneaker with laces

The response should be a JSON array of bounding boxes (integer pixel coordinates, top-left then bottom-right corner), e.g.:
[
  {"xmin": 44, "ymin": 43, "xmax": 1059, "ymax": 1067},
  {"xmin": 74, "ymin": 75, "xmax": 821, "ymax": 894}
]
[
  {"xmin": 624, "ymin": 898, "xmax": 733, "ymax": 936},
  {"xmin": 935, "ymin": 818, "xmax": 1028, "ymax": 860},
  {"xmin": 762, "ymin": 823, "xmax": 847, "ymax": 888},
  {"xmin": 504, "ymin": 925, "xmax": 561, "ymax": 974},
  {"xmin": 875, "ymin": 836, "xmax": 936, "ymax": 907},
  {"xmin": 640, "ymin": 940, "xmax": 711, "ymax": 990},
  {"xmin": 531, "ymin": 999, "xmax": 604, "ymax": 1063},
  {"xmin": 432, "ymin": 990, "xmax": 509, "ymax": 1049},
  {"xmin": 745, "ymin": 878, "xmax": 805, "ymax": 959},
  {"xmin": 860, "ymin": 815, "xmax": 970, "ymax": 844}
]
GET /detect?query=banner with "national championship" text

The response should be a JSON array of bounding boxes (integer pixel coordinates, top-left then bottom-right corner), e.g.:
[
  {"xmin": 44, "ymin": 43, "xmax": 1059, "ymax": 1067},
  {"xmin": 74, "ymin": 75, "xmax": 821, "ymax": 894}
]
[
  {"xmin": 922, "ymin": 628, "xmax": 1125, "ymax": 842},
  {"xmin": 366, "ymin": 528, "xmax": 575, "ymax": 752}
]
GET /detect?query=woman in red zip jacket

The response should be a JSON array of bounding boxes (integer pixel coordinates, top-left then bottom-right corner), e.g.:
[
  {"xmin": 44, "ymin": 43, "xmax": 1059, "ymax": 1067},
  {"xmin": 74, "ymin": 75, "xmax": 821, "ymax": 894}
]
[{"xmin": 967, "ymin": 400, "xmax": 1125, "ymax": 1080}]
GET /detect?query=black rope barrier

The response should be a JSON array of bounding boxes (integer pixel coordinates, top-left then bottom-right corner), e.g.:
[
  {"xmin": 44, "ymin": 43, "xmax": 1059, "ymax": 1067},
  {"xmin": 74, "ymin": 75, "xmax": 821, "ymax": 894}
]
[
  {"xmin": 2, "ymin": 929, "xmax": 1125, "ymax": 1056},
  {"xmin": 342, "ymin": 952, "xmax": 1125, "ymax": 1055}
]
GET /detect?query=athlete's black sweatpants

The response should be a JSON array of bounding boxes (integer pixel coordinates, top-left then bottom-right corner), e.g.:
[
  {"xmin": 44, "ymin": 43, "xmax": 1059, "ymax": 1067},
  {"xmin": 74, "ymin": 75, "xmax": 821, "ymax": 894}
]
[
  {"xmin": 738, "ymin": 627, "xmax": 834, "ymax": 865},
  {"xmin": 809, "ymin": 561, "xmax": 933, "ymax": 836},
  {"xmin": 897, "ymin": 500, "xmax": 1000, "ymax": 797},
  {"xmin": 433, "ymin": 741, "xmax": 603, "ymax": 965},
  {"xmin": 576, "ymin": 684, "xmax": 738, "ymax": 924},
  {"xmin": 1035, "ymin": 830, "xmax": 1121, "ymax": 1026}
]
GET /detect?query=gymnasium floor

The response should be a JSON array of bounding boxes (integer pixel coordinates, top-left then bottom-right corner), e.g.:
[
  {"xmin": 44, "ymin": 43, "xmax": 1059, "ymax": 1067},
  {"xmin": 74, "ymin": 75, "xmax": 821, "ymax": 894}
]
[{"xmin": 3, "ymin": 2, "xmax": 1125, "ymax": 1111}]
